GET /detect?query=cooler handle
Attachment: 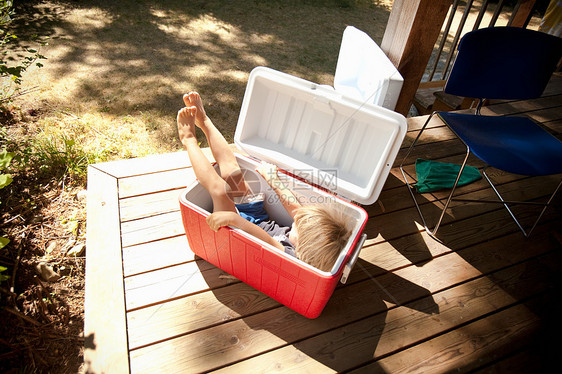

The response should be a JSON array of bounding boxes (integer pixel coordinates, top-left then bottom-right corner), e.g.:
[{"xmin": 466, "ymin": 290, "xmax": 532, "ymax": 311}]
[{"xmin": 340, "ymin": 233, "xmax": 367, "ymax": 284}]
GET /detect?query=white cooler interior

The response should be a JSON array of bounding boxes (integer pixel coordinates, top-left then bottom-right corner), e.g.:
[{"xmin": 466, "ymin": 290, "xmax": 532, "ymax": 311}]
[
  {"xmin": 234, "ymin": 67, "xmax": 407, "ymax": 205},
  {"xmin": 182, "ymin": 154, "xmax": 367, "ymax": 275}
]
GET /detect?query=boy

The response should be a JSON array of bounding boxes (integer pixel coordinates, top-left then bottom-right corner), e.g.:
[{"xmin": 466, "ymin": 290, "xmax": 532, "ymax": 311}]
[{"xmin": 177, "ymin": 92, "xmax": 351, "ymax": 272}]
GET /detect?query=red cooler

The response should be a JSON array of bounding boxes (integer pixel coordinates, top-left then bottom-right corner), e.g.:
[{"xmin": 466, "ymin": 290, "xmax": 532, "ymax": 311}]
[{"xmin": 180, "ymin": 67, "xmax": 406, "ymax": 318}]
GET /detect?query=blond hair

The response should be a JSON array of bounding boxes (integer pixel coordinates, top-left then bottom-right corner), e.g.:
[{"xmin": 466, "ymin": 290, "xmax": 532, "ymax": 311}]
[{"xmin": 293, "ymin": 203, "xmax": 352, "ymax": 272}]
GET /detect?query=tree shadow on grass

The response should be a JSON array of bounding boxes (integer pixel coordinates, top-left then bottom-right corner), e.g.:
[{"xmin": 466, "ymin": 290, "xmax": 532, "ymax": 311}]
[{"xmin": 12, "ymin": 0, "xmax": 392, "ymax": 149}]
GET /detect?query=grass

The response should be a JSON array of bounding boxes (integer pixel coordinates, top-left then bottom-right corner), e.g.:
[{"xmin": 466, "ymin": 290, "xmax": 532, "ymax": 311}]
[{"xmin": 8, "ymin": 0, "xmax": 393, "ymax": 164}]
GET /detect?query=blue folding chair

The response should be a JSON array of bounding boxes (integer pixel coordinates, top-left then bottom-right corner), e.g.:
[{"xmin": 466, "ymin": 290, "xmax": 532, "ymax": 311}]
[{"xmin": 400, "ymin": 27, "xmax": 562, "ymax": 239}]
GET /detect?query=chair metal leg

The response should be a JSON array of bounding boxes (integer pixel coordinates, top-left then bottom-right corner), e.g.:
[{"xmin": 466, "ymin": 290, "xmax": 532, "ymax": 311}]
[
  {"xmin": 431, "ymin": 145, "xmax": 471, "ymax": 236},
  {"xmin": 399, "ymin": 112, "xmax": 472, "ymax": 240},
  {"xmin": 482, "ymin": 169, "xmax": 562, "ymax": 238},
  {"xmin": 399, "ymin": 112, "xmax": 436, "ymax": 235}
]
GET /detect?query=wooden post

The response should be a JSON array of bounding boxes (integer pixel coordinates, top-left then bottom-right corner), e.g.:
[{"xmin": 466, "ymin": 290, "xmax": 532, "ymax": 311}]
[
  {"xmin": 510, "ymin": 0, "xmax": 538, "ymax": 28},
  {"xmin": 381, "ymin": 0, "xmax": 452, "ymax": 116}
]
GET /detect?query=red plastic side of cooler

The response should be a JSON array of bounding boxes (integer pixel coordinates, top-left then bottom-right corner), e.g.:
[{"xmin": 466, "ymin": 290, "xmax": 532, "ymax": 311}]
[{"xmin": 180, "ymin": 201, "xmax": 343, "ymax": 318}]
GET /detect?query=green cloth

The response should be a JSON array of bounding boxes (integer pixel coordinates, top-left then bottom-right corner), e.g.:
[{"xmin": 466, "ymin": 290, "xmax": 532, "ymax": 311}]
[{"xmin": 414, "ymin": 158, "xmax": 482, "ymax": 193}]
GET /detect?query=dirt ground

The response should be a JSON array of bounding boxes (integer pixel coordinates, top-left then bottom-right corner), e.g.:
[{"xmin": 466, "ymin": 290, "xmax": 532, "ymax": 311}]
[
  {"xmin": 0, "ymin": 1, "xmax": 393, "ymax": 372},
  {"xmin": 0, "ymin": 170, "xmax": 86, "ymax": 373}
]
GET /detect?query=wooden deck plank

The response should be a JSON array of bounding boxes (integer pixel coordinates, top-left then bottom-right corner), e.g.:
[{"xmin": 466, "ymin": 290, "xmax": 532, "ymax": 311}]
[
  {"xmin": 401, "ymin": 112, "xmax": 445, "ymax": 131},
  {"xmin": 91, "ymin": 148, "xmax": 219, "ymax": 179},
  {"xmin": 120, "ymin": 210, "xmax": 185, "ymax": 248},
  {"xmin": 124, "ymin": 261, "xmax": 239, "ymax": 311},
  {"xmin": 95, "ymin": 145, "xmax": 235, "ymax": 180},
  {"xmin": 357, "ymin": 210, "xmax": 560, "ymax": 284},
  {"xmin": 118, "ymin": 168, "xmax": 194, "ymax": 199},
  {"xmin": 127, "ymin": 282, "xmax": 279, "ymax": 350},
  {"xmin": 542, "ymin": 72, "xmax": 562, "ymax": 95},
  {"xmin": 402, "ymin": 125, "xmax": 458, "ymax": 148},
  {"xmin": 126, "ymin": 210, "xmax": 558, "ymax": 349},
  {"xmin": 127, "ymin": 221, "xmax": 559, "ymax": 373},
  {"xmin": 393, "ymin": 137, "xmax": 472, "ymax": 168},
  {"xmin": 121, "ymin": 194, "xmax": 559, "ymax": 316},
  {"xmin": 84, "ymin": 166, "xmax": 129, "ymax": 373},
  {"xmin": 129, "ymin": 247, "xmax": 560, "ymax": 364},
  {"xmin": 483, "ymin": 94, "xmax": 562, "ymax": 116},
  {"xmin": 126, "ymin": 209, "xmax": 559, "ymax": 336},
  {"xmin": 214, "ymin": 250, "xmax": 560, "ymax": 373},
  {"xmin": 545, "ymin": 118, "xmax": 562, "ymax": 133},
  {"xmin": 362, "ymin": 176, "xmax": 561, "ymax": 245},
  {"xmin": 354, "ymin": 303, "xmax": 541, "ymax": 374},
  {"xmin": 94, "ymin": 151, "xmax": 190, "ymax": 178},
  {"xmin": 119, "ymin": 189, "xmax": 185, "ymax": 222},
  {"xmin": 122, "ymin": 235, "xmax": 192, "ymax": 277},
  {"xmin": 467, "ymin": 93, "xmax": 561, "ymax": 111},
  {"xmin": 471, "ymin": 345, "xmax": 555, "ymax": 373}
]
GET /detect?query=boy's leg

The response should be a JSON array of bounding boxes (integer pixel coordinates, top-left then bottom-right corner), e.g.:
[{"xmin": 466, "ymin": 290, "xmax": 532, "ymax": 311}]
[
  {"xmin": 183, "ymin": 92, "xmax": 250, "ymax": 197},
  {"xmin": 177, "ymin": 107, "xmax": 236, "ymax": 213}
]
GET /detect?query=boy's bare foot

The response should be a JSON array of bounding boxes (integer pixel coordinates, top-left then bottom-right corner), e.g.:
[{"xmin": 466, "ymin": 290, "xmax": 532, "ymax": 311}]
[
  {"xmin": 177, "ymin": 106, "xmax": 198, "ymax": 148},
  {"xmin": 183, "ymin": 92, "xmax": 207, "ymax": 128}
]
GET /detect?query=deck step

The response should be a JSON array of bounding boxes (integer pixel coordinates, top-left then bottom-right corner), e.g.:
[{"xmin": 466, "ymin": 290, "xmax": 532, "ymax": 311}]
[{"xmin": 414, "ymin": 81, "xmax": 475, "ymax": 115}]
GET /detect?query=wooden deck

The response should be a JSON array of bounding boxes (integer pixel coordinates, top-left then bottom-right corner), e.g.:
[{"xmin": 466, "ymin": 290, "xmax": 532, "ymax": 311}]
[{"xmin": 84, "ymin": 75, "xmax": 562, "ymax": 374}]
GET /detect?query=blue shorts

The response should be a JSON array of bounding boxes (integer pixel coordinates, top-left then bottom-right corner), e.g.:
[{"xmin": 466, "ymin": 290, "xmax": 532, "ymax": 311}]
[{"xmin": 235, "ymin": 200, "xmax": 269, "ymax": 224}]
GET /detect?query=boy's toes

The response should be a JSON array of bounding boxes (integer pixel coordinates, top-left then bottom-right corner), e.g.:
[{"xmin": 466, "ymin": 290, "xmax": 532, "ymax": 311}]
[
  {"xmin": 177, "ymin": 107, "xmax": 185, "ymax": 120},
  {"xmin": 185, "ymin": 106, "xmax": 197, "ymax": 118},
  {"xmin": 188, "ymin": 106, "xmax": 197, "ymax": 117},
  {"xmin": 177, "ymin": 106, "xmax": 197, "ymax": 122},
  {"xmin": 177, "ymin": 107, "xmax": 198, "ymax": 143},
  {"xmin": 183, "ymin": 91, "xmax": 200, "ymax": 106},
  {"xmin": 182, "ymin": 93, "xmax": 192, "ymax": 107}
]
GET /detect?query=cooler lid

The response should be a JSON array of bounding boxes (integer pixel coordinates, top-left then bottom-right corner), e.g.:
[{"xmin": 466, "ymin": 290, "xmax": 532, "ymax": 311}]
[
  {"xmin": 334, "ymin": 26, "xmax": 404, "ymax": 111},
  {"xmin": 234, "ymin": 66, "xmax": 407, "ymax": 205}
]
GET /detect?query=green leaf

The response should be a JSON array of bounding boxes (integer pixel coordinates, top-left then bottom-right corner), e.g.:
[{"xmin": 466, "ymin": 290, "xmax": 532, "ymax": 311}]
[
  {"xmin": 0, "ymin": 174, "xmax": 12, "ymax": 189},
  {"xmin": 0, "ymin": 265, "xmax": 9, "ymax": 282},
  {"xmin": 0, "ymin": 236, "xmax": 9, "ymax": 250},
  {"xmin": 0, "ymin": 149, "xmax": 15, "ymax": 168}
]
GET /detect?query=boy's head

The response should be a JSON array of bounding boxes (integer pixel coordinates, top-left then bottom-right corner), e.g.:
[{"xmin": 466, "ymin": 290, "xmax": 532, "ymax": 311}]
[{"xmin": 291, "ymin": 203, "xmax": 352, "ymax": 272}]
